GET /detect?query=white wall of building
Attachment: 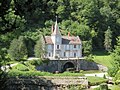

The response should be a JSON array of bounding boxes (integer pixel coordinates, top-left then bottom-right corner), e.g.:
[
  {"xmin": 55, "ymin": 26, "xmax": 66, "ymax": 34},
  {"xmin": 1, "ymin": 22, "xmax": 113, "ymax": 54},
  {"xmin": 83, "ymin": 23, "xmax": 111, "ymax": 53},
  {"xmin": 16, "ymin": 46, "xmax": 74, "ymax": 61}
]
[
  {"xmin": 46, "ymin": 44, "xmax": 82, "ymax": 58},
  {"xmin": 51, "ymin": 44, "xmax": 82, "ymax": 58}
]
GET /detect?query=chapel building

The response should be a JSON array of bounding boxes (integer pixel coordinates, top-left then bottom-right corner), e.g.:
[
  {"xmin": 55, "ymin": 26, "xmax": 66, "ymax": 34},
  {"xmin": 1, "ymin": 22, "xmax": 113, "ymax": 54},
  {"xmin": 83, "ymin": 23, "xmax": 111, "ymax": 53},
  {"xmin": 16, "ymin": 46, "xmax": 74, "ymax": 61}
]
[{"xmin": 44, "ymin": 17, "xmax": 82, "ymax": 59}]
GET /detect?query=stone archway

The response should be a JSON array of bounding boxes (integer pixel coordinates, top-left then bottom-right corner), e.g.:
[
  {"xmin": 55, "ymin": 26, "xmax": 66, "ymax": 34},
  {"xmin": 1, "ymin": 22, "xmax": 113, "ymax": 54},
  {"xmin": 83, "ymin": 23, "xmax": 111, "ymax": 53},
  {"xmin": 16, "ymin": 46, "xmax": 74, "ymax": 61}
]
[{"xmin": 63, "ymin": 62, "xmax": 75, "ymax": 72}]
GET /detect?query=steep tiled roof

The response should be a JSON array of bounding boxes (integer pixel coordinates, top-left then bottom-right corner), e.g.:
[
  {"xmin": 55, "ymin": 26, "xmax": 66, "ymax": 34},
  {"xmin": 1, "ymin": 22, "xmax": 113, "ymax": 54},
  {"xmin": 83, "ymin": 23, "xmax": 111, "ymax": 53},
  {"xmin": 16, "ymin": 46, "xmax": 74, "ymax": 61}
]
[
  {"xmin": 44, "ymin": 36, "xmax": 53, "ymax": 44},
  {"xmin": 62, "ymin": 36, "xmax": 81, "ymax": 44},
  {"xmin": 44, "ymin": 36, "xmax": 81, "ymax": 44}
]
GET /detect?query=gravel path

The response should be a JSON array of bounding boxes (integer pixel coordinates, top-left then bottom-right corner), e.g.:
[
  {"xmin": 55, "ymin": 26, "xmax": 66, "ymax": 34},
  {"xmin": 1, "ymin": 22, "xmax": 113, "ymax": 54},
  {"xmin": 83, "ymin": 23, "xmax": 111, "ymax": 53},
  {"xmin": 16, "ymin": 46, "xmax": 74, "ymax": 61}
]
[{"xmin": 85, "ymin": 72, "xmax": 107, "ymax": 77}]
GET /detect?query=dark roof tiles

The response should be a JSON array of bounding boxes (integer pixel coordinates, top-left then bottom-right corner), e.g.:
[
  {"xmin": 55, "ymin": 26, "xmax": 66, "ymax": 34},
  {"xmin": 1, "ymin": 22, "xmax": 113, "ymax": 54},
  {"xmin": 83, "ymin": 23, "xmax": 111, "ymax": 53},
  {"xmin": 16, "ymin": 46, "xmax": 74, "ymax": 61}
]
[{"xmin": 44, "ymin": 36, "xmax": 81, "ymax": 44}]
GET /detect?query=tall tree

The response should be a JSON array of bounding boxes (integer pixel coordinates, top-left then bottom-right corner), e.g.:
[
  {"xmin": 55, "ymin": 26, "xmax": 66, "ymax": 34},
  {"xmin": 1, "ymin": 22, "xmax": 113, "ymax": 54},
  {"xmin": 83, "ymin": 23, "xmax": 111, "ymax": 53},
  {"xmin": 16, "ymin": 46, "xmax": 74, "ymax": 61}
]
[
  {"xmin": 112, "ymin": 36, "xmax": 120, "ymax": 67},
  {"xmin": 108, "ymin": 36, "xmax": 120, "ymax": 77},
  {"xmin": 104, "ymin": 26, "xmax": 112, "ymax": 52},
  {"xmin": 8, "ymin": 38, "xmax": 19, "ymax": 60},
  {"xmin": 8, "ymin": 36, "xmax": 28, "ymax": 60},
  {"xmin": 17, "ymin": 36, "xmax": 28, "ymax": 60},
  {"xmin": 34, "ymin": 35, "xmax": 45, "ymax": 58}
]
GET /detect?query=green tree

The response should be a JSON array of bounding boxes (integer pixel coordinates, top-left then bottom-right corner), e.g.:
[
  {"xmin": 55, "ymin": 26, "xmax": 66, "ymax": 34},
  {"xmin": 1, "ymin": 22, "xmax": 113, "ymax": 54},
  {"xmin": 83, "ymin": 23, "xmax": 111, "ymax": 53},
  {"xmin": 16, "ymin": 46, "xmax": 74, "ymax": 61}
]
[
  {"xmin": 8, "ymin": 36, "xmax": 28, "ymax": 60},
  {"xmin": 108, "ymin": 36, "xmax": 120, "ymax": 77},
  {"xmin": 8, "ymin": 38, "xmax": 19, "ymax": 60},
  {"xmin": 111, "ymin": 36, "xmax": 120, "ymax": 67},
  {"xmin": 34, "ymin": 35, "xmax": 45, "ymax": 58},
  {"xmin": 82, "ymin": 40, "xmax": 92, "ymax": 56},
  {"xmin": 104, "ymin": 26, "xmax": 112, "ymax": 52},
  {"xmin": 17, "ymin": 36, "xmax": 28, "ymax": 60}
]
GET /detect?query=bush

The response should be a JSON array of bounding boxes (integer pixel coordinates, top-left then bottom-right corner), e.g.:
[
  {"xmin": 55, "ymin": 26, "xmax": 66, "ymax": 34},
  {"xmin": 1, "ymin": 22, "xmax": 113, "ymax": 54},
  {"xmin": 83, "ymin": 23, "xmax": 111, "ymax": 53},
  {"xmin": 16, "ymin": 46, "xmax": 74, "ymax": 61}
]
[
  {"xmin": 55, "ymin": 72, "xmax": 84, "ymax": 76},
  {"xmin": 12, "ymin": 64, "xmax": 29, "ymax": 71},
  {"xmin": 103, "ymin": 74, "xmax": 106, "ymax": 79},
  {"xmin": 107, "ymin": 67, "xmax": 119, "ymax": 77},
  {"xmin": 24, "ymin": 62, "xmax": 35, "ymax": 71},
  {"xmin": 115, "ymin": 70, "xmax": 120, "ymax": 82},
  {"xmin": 8, "ymin": 70, "xmax": 84, "ymax": 77},
  {"xmin": 69, "ymin": 85, "xmax": 85, "ymax": 90},
  {"xmin": 28, "ymin": 59, "xmax": 43, "ymax": 66},
  {"xmin": 79, "ymin": 70, "xmax": 84, "ymax": 73},
  {"xmin": 99, "ymin": 83, "xmax": 108, "ymax": 90},
  {"xmin": 93, "ymin": 87, "xmax": 100, "ymax": 90}
]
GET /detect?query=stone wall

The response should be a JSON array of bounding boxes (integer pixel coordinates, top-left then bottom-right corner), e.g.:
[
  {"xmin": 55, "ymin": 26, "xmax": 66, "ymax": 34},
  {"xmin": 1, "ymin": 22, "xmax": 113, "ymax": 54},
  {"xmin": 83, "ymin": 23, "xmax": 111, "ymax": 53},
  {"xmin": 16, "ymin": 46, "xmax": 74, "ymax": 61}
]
[
  {"xmin": 4, "ymin": 76, "xmax": 88, "ymax": 90},
  {"xmin": 36, "ymin": 59, "xmax": 107, "ymax": 72}
]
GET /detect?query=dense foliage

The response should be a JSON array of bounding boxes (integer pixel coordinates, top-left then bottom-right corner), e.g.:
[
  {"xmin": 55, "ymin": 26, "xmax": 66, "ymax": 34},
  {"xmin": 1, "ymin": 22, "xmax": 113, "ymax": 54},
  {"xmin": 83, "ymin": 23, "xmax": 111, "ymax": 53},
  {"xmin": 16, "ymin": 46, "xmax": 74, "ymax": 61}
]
[
  {"xmin": 0, "ymin": 0, "xmax": 120, "ymax": 87},
  {"xmin": 8, "ymin": 36, "xmax": 28, "ymax": 60},
  {"xmin": 0, "ymin": 0, "xmax": 120, "ymax": 61},
  {"xmin": 104, "ymin": 27, "xmax": 112, "ymax": 52},
  {"xmin": 1, "ymin": 0, "xmax": 120, "ymax": 48},
  {"xmin": 108, "ymin": 36, "xmax": 120, "ymax": 81},
  {"xmin": 34, "ymin": 35, "xmax": 45, "ymax": 58}
]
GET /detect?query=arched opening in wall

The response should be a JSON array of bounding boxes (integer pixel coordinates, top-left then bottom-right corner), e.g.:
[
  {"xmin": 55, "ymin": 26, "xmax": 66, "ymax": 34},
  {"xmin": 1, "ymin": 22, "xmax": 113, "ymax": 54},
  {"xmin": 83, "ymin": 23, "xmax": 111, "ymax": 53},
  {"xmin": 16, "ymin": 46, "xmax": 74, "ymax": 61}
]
[{"xmin": 63, "ymin": 62, "xmax": 75, "ymax": 72}]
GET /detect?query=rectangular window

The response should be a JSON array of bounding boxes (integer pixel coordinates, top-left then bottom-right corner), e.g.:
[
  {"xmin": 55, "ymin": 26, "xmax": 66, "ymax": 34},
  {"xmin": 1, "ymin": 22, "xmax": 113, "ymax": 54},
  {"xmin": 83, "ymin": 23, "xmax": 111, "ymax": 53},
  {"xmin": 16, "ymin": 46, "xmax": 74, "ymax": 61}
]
[
  {"xmin": 49, "ymin": 53, "xmax": 51, "ymax": 57},
  {"xmin": 64, "ymin": 52, "xmax": 66, "ymax": 57},
  {"xmin": 74, "ymin": 45, "xmax": 76, "ymax": 48},
  {"xmin": 74, "ymin": 53, "xmax": 76, "ymax": 57},
  {"xmin": 57, "ymin": 45, "xmax": 59, "ymax": 49}
]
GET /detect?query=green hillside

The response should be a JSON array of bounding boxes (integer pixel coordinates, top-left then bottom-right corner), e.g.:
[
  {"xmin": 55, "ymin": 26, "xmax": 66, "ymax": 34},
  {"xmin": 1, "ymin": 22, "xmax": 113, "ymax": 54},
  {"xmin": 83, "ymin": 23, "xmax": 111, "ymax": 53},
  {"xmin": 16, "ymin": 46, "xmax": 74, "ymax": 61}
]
[{"xmin": 93, "ymin": 51, "xmax": 113, "ymax": 68}]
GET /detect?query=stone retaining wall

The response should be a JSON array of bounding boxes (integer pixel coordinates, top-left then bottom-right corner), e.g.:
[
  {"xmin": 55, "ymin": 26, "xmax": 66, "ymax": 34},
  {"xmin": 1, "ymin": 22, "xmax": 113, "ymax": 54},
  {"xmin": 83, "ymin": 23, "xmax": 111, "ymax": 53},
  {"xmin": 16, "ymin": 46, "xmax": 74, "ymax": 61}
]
[{"xmin": 4, "ymin": 76, "xmax": 88, "ymax": 90}]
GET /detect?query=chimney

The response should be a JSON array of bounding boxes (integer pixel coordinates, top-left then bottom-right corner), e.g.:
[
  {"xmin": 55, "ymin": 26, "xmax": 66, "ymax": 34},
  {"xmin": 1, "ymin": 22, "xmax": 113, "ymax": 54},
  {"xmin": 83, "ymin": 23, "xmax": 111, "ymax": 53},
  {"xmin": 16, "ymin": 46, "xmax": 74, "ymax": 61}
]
[
  {"xmin": 51, "ymin": 24, "xmax": 54, "ymax": 33},
  {"xmin": 68, "ymin": 32, "xmax": 70, "ymax": 37}
]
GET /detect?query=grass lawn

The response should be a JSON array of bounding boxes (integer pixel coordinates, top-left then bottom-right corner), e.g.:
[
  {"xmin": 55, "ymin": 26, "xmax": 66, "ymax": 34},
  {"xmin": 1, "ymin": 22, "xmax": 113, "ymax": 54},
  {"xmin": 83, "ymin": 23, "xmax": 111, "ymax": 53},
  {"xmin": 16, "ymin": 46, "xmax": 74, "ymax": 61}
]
[
  {"xmin": 81, "ymin": 70, "xmax": 102, "ymax": 74},
  {"xmin": 87, "ymin": 76, "xmax": 108, "ymax": 86},
  {"xmin": 8, "ymin": 70, "xmax": 84, "ymax": 77},
  {"xmin": 109, "ymin": 85, "xmax": 120, "ymax": 90},
  {"xmin": 93, "ymin": 50, "xmax": 113, "ymax": 68},
  {"xmin": 8, "ymin": 63, "xmax": 84, "ymax": 77}
]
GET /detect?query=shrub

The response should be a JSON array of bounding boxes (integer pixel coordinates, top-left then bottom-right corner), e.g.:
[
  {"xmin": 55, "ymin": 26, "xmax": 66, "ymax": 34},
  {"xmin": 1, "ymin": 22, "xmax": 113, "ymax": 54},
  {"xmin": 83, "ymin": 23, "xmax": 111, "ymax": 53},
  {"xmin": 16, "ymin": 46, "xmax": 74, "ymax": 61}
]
[
  {"xmin": 103, "ymin": 74, "xmax": 106, "ymax": 79},
  {"xmin": 99, "ymin": 83, "xmax": 108, "ymax": 90},
  {"xmin": 28, "ymin": 59, "xmax": 43, "ymax": 66},
  {"xmin": 93, "ymin": 87, "xmax": 100, "ymax": 90},
  {"xmin": 12, "ymin": 64, "xmax": 29, "ymax": 71},
  {"xmin": 107, "ymin": 67, "xmax": 119, "ymax": 77},
  {"xmin": 69, "ymin": 85, "xmax": 85, "ymax": 90},
  {"xmin": 8, "ymin": 70, "xmax": 53, "ymax": 77},
  {"xmin": 115, "ymin": 70, "xmax": 120, "ymax": 82},
  {"xmin": 79, "ymin": 70, "xmax": 84, "ymax": 73},
  {"xmin": 24, "ymin": 62, "xmax": 35, "ymax": 71}
]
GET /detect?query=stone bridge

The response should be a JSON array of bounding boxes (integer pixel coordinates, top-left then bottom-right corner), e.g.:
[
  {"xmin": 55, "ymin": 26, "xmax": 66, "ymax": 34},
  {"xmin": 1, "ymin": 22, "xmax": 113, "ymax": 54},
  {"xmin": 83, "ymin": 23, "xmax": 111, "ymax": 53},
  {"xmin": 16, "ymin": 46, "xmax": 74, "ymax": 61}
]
[{"xmin": 36, "ymin": 59, "xmax": 105, "ymax": 72}]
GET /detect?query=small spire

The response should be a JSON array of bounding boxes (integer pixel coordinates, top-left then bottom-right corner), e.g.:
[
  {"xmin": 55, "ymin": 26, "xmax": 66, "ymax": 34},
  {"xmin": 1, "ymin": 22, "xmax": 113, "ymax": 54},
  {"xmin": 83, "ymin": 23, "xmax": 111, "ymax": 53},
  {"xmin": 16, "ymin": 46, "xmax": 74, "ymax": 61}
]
[
  {"xmin": 51, "ymin": 24, "xmax": 54, "ymax": 33},
  {"xmin": 51, "ymin": 16, "xmax": 61, "ymax": 35},
  {"xmin": 56, "ymin": 16, "xmax": 57, "ymax": 22},
  {"xmin": 68, "ymin": 32, "xmax": 70, "ymax": 37}
]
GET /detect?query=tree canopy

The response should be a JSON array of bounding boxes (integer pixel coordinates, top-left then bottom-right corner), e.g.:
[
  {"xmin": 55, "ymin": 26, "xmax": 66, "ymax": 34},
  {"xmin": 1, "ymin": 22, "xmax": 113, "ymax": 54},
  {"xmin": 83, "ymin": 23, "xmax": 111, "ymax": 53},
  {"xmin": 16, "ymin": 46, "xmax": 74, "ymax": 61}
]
[{"xmin": 0, "ymin": 0, "xmax": 120, "ymax": 63}]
